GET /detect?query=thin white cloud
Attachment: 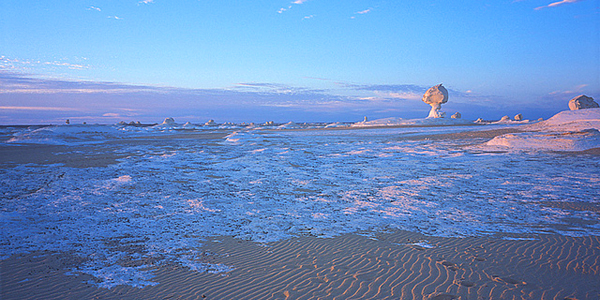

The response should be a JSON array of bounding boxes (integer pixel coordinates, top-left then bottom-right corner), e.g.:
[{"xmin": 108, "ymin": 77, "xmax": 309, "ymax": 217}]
[
  {"xmin": 278, "ymin": 6, "xmax": 291, "ymax": 13},
  {"xmin": 87, "ymin": 6, "xmax": 101, "ymax": 12},
  {"xmin": 548, "ymin": 84, "xmax": 588, "ymax": 95},
  {"xmin": 0, "ymin": 56, "xmax": 90, "ymax": 72},
  {"xmin": 278, "ymin": 0, "xmax": 308, "ymax": 14},
  {"xmin": 535, "ymin": 0, "xmax": 584, "ymax": 10},
  {"xmin": 0, "ymin": 106, "xmax": 78, "ymax": 111},
  {"xmin": 43, "ymin": 61, "xmax": 87, "ymax": 70},
  {"xmin": 351, "ymin": 8, "xmax": 372, "ymax": 19},
  {"xmin": 107, "ymin": 16, "xmax": 122, "ymax": 20},
  {"xmin": 139, "ymin": 0, "xmax": 154, "ymax": 4},
  {"xmin": 363, "ymin": 91, "xmax": 422, "ymax": 101},
  {"xmin": 0, "ymin": 88, "xmax": 150, "ymax": 94},
  {"xmin": 303, "ymin": 15, "xmax": 314, "ymax": 20}
]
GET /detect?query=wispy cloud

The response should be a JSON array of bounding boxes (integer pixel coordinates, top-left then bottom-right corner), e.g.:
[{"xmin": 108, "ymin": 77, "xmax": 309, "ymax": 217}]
[
  {"xmin": 87, "ymin": 6, "xmax": 101, "ymax": 12},
  {"xmin": 548, "ymin": 84, "xmax": 589, "ymax": 95},
  {"xmin": 278, "ymin": 0, "xmax": 308, "ymax": 14},
  {"xmin": 138, "ymin": 0, "xmax": 154, "ymax": 4},
  {"xmin": 348, "ymin": 83, "xmax": 427, "ymax": 93},
  {"xmin": 0, "ymin": 106, "xmax": 78, "ymax": 111},
  {"xmin": 0, "ymin": 72, "xmax": 159, "ymax": 94},
  {"xmin": 107, "ymin": 16, "xmax": 122, "ymax": 20},
  {"xmin": 0, "ymin": 56, "xmax": 89, "ymax": 72},
  {"xmin": 235, "ymin": 82, "xmax": 326, "ymax": 96},
  {"xmin": 302, "ymin": 15, "xmax": 315, "ymax": 20},
  {"xmin": 351, "ymin": 9, "xmax": 372, "ymax": 19},
  {"xmin": 535, "ymin": 0, "xmax": 584, "ymax": 10}
]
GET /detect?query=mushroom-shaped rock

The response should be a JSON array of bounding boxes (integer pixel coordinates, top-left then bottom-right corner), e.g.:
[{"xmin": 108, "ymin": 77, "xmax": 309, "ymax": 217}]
[
  {"xmin": 423, "ymin": 84, "xmax": 449, "ymax": 118},
  {"xmin": 451, "ymin": 112, "xmax": 461, "ymax": 119},
  {"xmin": 569, "ymin": 95, "xmax": 599, "ymax": 110},
  {"xmin": 514, "ymin": 113, "xmax": 523, "ymax": 121}
]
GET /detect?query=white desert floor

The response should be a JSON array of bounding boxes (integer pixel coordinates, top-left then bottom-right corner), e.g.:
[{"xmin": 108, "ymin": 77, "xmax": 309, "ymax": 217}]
[{"xmin": 1, "ymin": 109, "xmax": 599, "ymax": 299}]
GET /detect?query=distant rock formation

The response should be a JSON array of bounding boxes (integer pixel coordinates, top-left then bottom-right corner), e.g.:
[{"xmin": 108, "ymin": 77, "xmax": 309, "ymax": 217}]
[
  {"xmin": 423, "ymin": 84, "xmax": 448, "ymax": 118},
  {"xmin": 500, "ymin": 116, "xmax": 510, "ymax": 122},
  {"xmin": 205, "ymin": 119, "xmax": 216, "ymax": 126},
  {"xmin": 514, "ymin": 114, "xmax": 523, "ymax": 121},
  {"xmin": 569, "ymin": 95, "xmax": 599, "ymax": 110},
  {"xmin": 451, "ymin": 112, "xmax": 461, "ymax": 119},
  {"xmin": 161, "ymin": 117, "xmax": 176, "ymax": 125}
]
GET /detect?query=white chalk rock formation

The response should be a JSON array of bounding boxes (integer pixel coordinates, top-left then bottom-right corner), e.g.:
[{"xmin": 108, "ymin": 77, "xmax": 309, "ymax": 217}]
[
  {"xmin": 569, "ymin": 95, "xmax": 599, "ymax": 110},
  {"xmin": 514, "ymin": 114, "xmax": 523, "ymax": 121},
  {"xmin": 161, "ymin": 117, "xmax": 176, "ymax": 125},
  {"xmin": 451, "ymin": 112, "xmax": 461, "ymax": 119},
  {"xmin": 500, "ymin": 116, "xmax": 511, "ymax": 122},
  {"xmin": 423, "ymin": 84, "xmax": 449, "ymax": 118},
  {"xmin": 205, "ymin": 119, "xmax": 216, "ymax": 126}
]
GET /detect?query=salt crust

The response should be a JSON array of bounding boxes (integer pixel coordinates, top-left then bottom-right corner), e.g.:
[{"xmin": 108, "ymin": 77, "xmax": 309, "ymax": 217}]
[
  {"xmin": 2, "ymin": 111, "xmax": 599, "ymax": 288},
  {"xmin": 483, "ymin": 108, "xmax": 600, "ymax": 152}
]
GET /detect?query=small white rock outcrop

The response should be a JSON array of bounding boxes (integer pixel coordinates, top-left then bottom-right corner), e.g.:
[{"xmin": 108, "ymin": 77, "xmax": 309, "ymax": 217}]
[
  {"xmin": 569, "ymin": 95, "xmax": 599, "ymax": 110},
  {"xmin": 161, "ymin": 117, "xmax": 176, "ymax": 125},
  {"xmin": 514, "ymin": 114, "xmax": 523, "ymax": 121},
  {"xmin": 451, "ymin": 112, "xmax": 461, "ymax": 119}
]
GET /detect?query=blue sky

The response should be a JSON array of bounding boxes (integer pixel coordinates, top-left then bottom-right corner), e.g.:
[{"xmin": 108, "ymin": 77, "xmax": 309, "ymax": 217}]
[{"xmin": 1, "ymin": 0, "xmax": 599, "ymax": 124}]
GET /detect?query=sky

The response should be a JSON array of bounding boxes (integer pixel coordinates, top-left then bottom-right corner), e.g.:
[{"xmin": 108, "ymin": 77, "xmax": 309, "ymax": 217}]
[{"xmin": 1, "ymin": 0, "xmax": 599, "ymax": 125}]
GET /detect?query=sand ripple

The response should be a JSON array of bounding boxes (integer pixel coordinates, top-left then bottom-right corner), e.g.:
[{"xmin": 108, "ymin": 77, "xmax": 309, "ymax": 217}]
[{"xmin": 3, "ymin": 231, "xmax": 599, "ymax": 299}]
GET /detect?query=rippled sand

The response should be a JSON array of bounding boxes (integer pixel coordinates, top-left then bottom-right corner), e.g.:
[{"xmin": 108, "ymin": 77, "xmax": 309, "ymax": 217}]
[{"xmin": 3, "ymin": 230, "xmax": 599, "ymax": 299}]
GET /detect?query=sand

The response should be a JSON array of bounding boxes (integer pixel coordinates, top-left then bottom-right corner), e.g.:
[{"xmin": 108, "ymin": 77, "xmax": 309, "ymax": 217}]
[
  {"xmin": 0, "ymin": 131, "xmax": 230, "ymax": 169},
  {"xmin": 0, "ymin": 144, "xmax": 126, "ymax": 169},
  {"xmin": 2, "ymin": 230, "xmax": 599, "ymax": 299},
  {"xmin": 2, "ymin": 127, "xmax": 599, "ymax": 299}
]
